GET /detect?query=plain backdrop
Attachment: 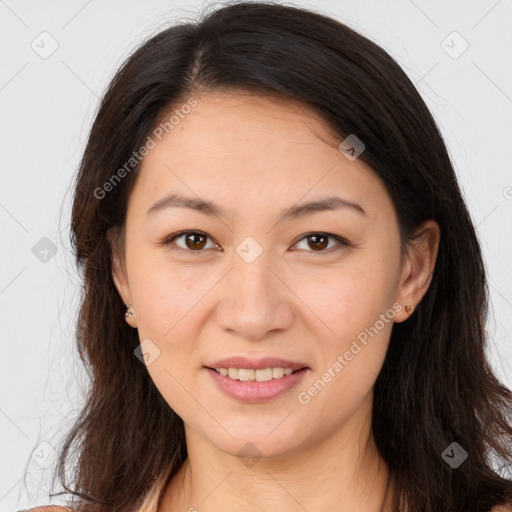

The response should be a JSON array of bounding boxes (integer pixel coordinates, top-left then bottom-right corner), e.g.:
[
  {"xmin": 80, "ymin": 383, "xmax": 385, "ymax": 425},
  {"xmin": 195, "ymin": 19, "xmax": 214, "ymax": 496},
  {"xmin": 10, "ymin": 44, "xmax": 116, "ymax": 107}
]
[{"xmin": 1, "ymin": 0, "xmax": 511, "ymax": 509}]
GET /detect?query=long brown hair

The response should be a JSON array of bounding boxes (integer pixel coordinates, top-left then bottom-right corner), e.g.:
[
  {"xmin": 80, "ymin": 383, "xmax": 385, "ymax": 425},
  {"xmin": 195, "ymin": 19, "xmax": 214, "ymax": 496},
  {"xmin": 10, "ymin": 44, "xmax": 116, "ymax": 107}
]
[{"xmin": 44, "ymin": 2, "xmax": 512, "ymax": 511}]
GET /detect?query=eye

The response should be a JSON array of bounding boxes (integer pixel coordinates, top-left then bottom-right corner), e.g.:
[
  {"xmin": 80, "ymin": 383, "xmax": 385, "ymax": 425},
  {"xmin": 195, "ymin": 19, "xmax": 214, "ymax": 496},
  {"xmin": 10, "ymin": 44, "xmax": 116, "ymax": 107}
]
[
  {"xmin": 162, "ymin": 230, "xmax": 220, "ymax": 253},
  {"xmin": 161, "ymin": 230, "xmax": 349, "ymax": 255},
  {"xmin": 292, "ymin": 232, "xmax": 349, "ymax": 254}
]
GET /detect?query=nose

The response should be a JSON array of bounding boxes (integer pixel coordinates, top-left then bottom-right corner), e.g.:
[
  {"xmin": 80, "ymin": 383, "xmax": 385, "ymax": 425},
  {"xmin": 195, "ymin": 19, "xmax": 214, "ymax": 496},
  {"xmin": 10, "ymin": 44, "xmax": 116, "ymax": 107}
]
[{"xmin": 214, "ymin": 252, "xmax": 295, "ymax": 341}]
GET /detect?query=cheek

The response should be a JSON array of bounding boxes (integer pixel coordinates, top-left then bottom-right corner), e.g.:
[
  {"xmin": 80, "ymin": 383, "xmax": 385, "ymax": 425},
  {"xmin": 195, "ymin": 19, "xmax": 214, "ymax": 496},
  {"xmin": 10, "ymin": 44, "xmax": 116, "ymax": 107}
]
[
  {"xmin": 289, "ymin": 256, "xmax": 395, "ymax": 342},
  {"xmin": 133, "ymin": 263, "xmax": 205, "ymax": 418},
  {"xmin": 144, "ymin": 360, "xmax": 207, "ymax": 430},
  {"xmin": 291, "ymin": 254, "xmax": 396, "ymax": 401},
  {"xmin": 296, "ymin": 314, "xmax": 393, "ymax": 432},
  {"xmin": 128, "ymin": 249, "xmax": 207, "ymax": 337},
  {"xmin": 126, "ymin": 260, "xmax": 207, "ymax": 415}
]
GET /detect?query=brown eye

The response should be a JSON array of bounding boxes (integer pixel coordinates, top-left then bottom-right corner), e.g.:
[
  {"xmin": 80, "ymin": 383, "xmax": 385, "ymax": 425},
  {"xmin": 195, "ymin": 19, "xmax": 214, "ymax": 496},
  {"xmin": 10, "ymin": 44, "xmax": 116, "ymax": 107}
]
[
  {"xmin": 163, "ymin": 230, "xmax": 348, "ymax": 255},
  {"xmin": 293, "ymin": 232, "xmax": 349, "ymax": 254},
  {"xmin": 184, "ymin": 232, "xmax": 207, "ymax": 250},
  {"xmin": 163, "ymin": 231, "xmax": 218, "ymax": 253},
  {"xmin": 306, "ymin": 234, "xmax": 329, "ymax": 251}
]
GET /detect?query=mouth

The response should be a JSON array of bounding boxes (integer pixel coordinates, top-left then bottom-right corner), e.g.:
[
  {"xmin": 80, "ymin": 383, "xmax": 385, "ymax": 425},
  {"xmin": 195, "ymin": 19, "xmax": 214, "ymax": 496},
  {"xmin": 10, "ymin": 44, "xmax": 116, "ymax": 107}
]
[
  {"xmin": 203, "ymin": 365, "xmax": 310, "ymax": 402},
  {"xmin": 204, "ymin": 366, "xmax": 308, "ymax": 381}
]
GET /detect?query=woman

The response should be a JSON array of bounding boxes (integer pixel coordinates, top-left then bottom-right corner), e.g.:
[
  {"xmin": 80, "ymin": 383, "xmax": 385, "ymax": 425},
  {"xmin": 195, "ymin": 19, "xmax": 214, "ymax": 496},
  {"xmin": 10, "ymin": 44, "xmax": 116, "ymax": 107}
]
[{"xmin": 28, "ymin": 1, "xmax": 512, "ymax": 511}]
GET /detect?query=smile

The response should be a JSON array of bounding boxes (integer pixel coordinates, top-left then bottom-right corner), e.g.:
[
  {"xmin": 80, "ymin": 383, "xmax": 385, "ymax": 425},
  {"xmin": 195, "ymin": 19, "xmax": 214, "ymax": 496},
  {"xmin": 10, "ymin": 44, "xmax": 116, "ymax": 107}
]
[
  {"xmin": 204, "ymin": 366, "xmax": 309, "ymax": 402},
  {"xmin": 210, "ymin": 367, "xmax": 301, "ymax": 381}
]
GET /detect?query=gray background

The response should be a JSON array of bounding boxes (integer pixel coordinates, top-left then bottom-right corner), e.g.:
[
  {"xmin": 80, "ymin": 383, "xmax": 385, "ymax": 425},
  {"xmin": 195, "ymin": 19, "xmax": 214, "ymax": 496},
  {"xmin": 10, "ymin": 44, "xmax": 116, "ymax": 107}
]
[{"xmin": 1, "ymin": 0, "xmax": 511, "ymax": 509}]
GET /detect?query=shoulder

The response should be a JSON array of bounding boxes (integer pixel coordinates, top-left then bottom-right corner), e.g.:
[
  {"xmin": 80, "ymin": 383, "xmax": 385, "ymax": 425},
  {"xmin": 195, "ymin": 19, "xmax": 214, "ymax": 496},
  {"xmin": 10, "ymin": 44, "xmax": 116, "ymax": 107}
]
[
  {"xmin": 23, "ymin": 506, "xmax": 73, "ymax": 512},
  {"xmin": 490, "ymin": 505, "xmax": 512, "ymax": 512}
]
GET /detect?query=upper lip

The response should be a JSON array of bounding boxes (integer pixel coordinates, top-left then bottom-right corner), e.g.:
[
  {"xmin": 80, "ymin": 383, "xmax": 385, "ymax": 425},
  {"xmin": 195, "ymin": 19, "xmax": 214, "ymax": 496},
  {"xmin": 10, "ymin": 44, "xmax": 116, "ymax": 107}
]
[{"xmin": 205, "ymin": 356, "xmax": 309, "ymax": 370}]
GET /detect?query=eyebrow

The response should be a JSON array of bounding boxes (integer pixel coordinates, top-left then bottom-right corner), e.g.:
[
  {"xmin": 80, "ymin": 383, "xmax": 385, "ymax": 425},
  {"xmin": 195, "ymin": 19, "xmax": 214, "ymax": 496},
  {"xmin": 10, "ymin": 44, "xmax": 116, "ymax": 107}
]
[{"xmin": 145, "ymin": 193, "xmax": 366, "ymax": 221}]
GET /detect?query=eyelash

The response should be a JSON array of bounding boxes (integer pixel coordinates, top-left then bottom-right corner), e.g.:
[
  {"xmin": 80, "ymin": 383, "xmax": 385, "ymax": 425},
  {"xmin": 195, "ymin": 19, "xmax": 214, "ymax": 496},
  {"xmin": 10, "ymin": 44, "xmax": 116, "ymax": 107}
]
[{"xmin": 160, "ymin": 230, "xmax": 350, "ymax": 255}]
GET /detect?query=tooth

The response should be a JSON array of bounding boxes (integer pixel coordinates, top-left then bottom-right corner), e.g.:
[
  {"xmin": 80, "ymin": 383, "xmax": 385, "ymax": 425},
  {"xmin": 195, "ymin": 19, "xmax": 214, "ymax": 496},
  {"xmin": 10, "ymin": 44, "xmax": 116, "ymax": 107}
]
[
  {"xmin": 272, "ymin": 367, "xmax": 285, "ymax": 378},
  {"xmin": 217, "ymin": 366, "xmax": 298, "ymax": 381},
  {"xmin": 255, "ymin": 368, "xmax": 273, "ymax": 381},
  {"xmin": 238, "ymin": 368, "xmax": 255, "ymax": 381}
]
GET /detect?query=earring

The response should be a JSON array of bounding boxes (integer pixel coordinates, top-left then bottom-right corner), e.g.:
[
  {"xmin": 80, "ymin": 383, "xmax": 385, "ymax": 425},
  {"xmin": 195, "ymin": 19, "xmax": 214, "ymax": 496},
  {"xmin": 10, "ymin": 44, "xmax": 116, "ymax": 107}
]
[
  {"xmin": 125, "ymin": 304, "xmax": 134, "ymax": 317},
  {"xmin": 405, "ymin": 305, "xmax": 413, "ymax": 313}
]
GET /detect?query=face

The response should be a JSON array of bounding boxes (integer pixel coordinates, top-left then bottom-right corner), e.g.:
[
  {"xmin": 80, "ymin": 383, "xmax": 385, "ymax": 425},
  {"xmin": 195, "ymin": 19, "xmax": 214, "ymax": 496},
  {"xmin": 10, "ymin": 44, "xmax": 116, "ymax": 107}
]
[{"xmin": 111, "ymin": 90, "xmax": 437, "ymax": 460}]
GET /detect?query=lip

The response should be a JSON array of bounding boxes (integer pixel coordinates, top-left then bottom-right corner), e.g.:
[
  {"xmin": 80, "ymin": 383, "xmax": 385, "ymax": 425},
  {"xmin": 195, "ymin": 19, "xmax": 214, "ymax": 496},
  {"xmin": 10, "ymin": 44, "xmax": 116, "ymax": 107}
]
[
  {"xmin": 205, "ymin": 356, "xmax": 309, "ymax": 370},
  {"xmin": 204, "ymin": 366, "xmax": 310, "ymax": 402}
]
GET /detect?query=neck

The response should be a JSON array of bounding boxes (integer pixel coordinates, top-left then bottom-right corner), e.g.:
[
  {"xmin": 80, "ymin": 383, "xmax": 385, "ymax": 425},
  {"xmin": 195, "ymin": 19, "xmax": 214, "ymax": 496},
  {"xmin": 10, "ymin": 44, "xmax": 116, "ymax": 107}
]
[{"xmin": 161, "ymin": 392, "xmax": 393, "ymax": 512}]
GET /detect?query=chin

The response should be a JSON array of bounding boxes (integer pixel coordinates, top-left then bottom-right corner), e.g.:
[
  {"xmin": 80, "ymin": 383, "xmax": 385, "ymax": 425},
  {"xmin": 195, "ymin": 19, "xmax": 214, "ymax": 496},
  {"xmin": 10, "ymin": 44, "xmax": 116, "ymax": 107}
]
[{"xmin": 203, "ymin": 425, "xmax": 306, "ymax": 462}]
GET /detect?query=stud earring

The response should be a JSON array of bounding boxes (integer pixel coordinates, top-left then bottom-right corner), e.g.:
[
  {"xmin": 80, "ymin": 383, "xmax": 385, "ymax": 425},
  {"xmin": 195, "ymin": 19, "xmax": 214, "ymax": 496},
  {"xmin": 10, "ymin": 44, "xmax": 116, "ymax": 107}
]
[
  {"xmin": 405, "ymin": 305, "xmax": 413, "ymax": 313},
  {"xmin": 125, "ymin": 304, "xmax": 134, "ymax": 317}
]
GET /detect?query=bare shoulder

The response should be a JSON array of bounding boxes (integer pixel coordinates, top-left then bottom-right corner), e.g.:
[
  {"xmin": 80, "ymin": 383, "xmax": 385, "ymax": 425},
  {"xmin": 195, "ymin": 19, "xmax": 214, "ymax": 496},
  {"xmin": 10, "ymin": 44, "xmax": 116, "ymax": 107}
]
[
  {"xmin": 24, "ymin": 506, "xmax": 73, "ymax": 512},
  {"xmin": 490, "ymin": 505, "xmax": 512, "ymax": 512}
]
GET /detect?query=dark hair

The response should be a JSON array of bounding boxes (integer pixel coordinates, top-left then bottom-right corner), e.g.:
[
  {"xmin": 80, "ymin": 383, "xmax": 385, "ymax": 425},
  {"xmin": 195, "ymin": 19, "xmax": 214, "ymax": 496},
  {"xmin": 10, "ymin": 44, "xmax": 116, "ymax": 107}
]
[{"xmin": 46, "ymin": 1, "xmax": 512, "ymax": 511}]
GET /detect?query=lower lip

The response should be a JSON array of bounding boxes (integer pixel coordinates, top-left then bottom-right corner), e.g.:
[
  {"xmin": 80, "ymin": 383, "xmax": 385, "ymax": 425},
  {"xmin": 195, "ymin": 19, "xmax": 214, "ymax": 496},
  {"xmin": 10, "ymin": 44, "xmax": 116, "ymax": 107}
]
[{"xmin": 204, "ymin": 367, "xmax": 309, "ymax": 403}]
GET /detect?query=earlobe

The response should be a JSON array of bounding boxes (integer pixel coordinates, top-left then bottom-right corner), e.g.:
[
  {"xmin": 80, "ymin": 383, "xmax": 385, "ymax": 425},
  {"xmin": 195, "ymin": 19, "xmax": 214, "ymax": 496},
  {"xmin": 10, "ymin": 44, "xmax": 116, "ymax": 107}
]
[
  {"xmin": 111, "ymin": 258, "xmax": 138, "ymax": 328},
  {"xmin": 107, "ymin": 228, "xmax": 138, "ymax": 328},
  {"xmin": 124, "ymin": 304, "xmax": 138, "ymax": 328}
]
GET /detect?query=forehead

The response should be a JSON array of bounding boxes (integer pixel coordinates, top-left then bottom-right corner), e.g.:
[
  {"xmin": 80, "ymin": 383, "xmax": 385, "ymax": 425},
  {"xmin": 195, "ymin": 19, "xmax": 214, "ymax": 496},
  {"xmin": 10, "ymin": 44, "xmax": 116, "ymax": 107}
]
[
  {"xmin": 153, "ymin": 90, "xmax": 341, "ymax": 156},
  {"xmin": 129, "ymin": 91, "xmax": 389, "ymax": 221}
]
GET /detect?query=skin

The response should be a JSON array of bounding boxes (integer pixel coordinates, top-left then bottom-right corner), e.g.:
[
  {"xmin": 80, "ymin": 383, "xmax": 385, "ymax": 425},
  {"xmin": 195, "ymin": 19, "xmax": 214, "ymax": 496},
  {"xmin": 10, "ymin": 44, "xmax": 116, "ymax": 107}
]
[{"xmin": 111, "ymin": 90, "xmax": 440, "ymax": 512}]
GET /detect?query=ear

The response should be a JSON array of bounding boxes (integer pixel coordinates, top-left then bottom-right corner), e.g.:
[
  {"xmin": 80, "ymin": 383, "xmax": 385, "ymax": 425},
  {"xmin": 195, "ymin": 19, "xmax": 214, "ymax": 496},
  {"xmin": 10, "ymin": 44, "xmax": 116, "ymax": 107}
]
[
  {"xmin": 107, "ymin": 227, "xmax": 138, "ymax": 328},
  {"xmin": 394, "ymin": 219, "xmax": 440, "ymax": 323}
]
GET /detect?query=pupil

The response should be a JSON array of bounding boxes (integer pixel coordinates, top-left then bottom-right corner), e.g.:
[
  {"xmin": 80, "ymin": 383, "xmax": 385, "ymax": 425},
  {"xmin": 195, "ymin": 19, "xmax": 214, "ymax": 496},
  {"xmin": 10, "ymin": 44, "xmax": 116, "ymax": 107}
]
[
  {"xmin": 309, "ymin": 234, "xmax": 328, "ymax": 251},
  {"xmin": 186, "ymin": 233, "xmax": 206, "ymax": 250}
]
